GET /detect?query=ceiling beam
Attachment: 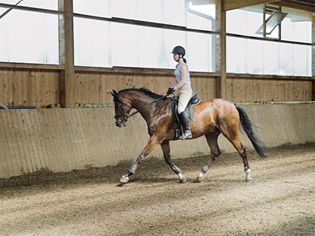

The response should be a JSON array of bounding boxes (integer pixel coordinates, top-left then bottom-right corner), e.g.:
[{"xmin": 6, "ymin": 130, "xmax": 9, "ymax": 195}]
[
  {"xmin": 224, "ymin": 0, "xmax": 273, "ymax": 11},
  {"xmin": 272, "ymin": 0, "xmax": 315, "ymax": 12}
]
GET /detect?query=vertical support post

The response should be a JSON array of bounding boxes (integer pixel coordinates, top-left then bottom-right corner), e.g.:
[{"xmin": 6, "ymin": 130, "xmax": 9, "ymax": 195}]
[
  {"xmin": 215, "ymin": 0, "xmax": 227, "ymax": 99},
  {"xmin": 58, "ymin": 0, "xmax": 75, "ymax": 107}
]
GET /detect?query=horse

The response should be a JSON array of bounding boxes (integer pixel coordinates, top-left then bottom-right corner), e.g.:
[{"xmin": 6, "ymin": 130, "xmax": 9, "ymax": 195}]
[{"xmin": 111, "ymin": 87, "xmax": 266, "ymax": 184}]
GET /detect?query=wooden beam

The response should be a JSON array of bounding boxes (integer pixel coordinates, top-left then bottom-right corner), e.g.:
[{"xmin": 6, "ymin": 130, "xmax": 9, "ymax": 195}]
[
  {"xmin": 272, "ymin": 1, "xmax": 315, "ymax": 12},
  {"xmin": 216, "ymin": 0, "xmax": 227, "ymax": 99},
  {"xmin": 58, "ymin": 0, "xmax": 75, "ymax": 107},
  {"xmin": 224, "ymin": 0, "xmax": 273, "ymax": 11}
]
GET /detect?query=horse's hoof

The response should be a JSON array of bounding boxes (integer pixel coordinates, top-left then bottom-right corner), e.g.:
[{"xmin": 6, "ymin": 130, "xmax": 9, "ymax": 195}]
[
  {"xmin": 179, "ymin": 176, "xmax": 187, "ymax": 183},
  {"xmin": 245, "ymin": 176, "xmax": 252, "ymax": 182},
  {"xmin": 120, "ymin": 175, "xmax": 129, "ymax": 184},
  {"xmin": 196, "ymin": 173, "xmax": 204, "ymax": 183}
]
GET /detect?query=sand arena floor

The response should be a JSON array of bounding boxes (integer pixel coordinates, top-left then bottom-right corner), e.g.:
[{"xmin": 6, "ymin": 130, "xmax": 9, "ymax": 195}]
[{"xmin": 0, "ymin": 144, "xmax": 314, "ymax": 235}]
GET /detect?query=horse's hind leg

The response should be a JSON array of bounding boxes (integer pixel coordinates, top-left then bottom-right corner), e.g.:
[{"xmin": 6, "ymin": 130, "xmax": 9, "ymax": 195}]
[
  {"xmin": 161, "ymin": 140, "xmax": 186, "ymax": 183},
  {"xmin": 197, "ymin": 131, "xmax": 221, "ymax": 182},
  {"xmin": 220, "ymin": 123, "xmax": 252, "ymax": 181}
]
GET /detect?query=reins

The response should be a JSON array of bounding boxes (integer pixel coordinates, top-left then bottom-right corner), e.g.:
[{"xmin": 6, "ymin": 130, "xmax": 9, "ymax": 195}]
[{"xmin": 127, "ymin": 90, "xmax": 200, "ymax": 118}]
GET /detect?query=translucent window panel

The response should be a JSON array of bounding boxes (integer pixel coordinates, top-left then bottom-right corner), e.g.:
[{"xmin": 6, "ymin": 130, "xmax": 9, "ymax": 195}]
[
  {"xmin": 0, "ymin": 8, "xmax": 58, "ymax": 64},
  {"xmin": 281, "ymin": 19, "xmax": 311, "ymax": 43},
  {"xmin": 227, "ymin": 36, "xmax": 311, "ymax": 76},
  {"xmin": 227, "ymin": 10, "xmax": 246, "ymax": 35},
  {"xmin": 111, "ymin": 23, "xmax": 186, "ymax": 69},
  {"xmin": 227, "ymin": 9, "xmax": 262, "ymax": 37},
  {"xmin": 293, "ymin": 44, "xmax": 311, "ymax": 76},
  {"xmin": 186, "ymin": 32, "xmax": 214, "ymax": 72},
  {"xmin": 138, "ymin": 26, "xmax": 163, "ymax": 68},
  {"xmin": 163, "ymin": 29, "xmax": 186, "ymax": 69},
  {"xmin": 73, "ymin": 0, "xmax": 110, "ymax": 17},
  {"xmin": 187, "ymin": 2, "xmax": 215, "ymax": 31},
  {"xmin": 227, "ymin": 37, "xmax": 246, "ymax": 73},
  {"xmin": 263, "ymin": 41, "xmax": 279, "ymax": 75},
  {"xmin": 111, "ymin": 0, "xmax": 185, "ymax": 26},
  {"xmin": 74, "ymin": 17, "xmax": 110, "ymax": 67},
  {"xmin": 111, "ymin": 23, "xmax": 164, "ymax": 68},
  {"xmin": 163, "ymin": 0, "xmax": 186, "ymax": 26},
  {"xmin": 246, "ymin": 39, "xmax": 263, "ymax": 74},
  {"xmin": 0, "ymin": 0, "xmax": 57, "ymax": 10},
  {"xmin": 279, "ymin": 43, "xmax": 294, "ymax": 75}
]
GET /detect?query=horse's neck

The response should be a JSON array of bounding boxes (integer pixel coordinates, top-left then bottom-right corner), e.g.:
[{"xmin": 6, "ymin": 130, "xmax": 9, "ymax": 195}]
[{"xmin": 129, "ymin": 94, "xmax": 155, "ymax": 120}]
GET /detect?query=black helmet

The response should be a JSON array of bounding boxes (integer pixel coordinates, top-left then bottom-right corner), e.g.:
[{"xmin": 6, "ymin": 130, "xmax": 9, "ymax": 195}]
[{"xmin": 171, "ymin": 45, "xmax": 185, "ymax": 56}]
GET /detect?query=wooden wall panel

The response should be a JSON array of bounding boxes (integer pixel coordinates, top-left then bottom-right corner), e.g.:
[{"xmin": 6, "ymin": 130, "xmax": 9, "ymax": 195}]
[
  {"xmin": 0, "ymin": 69, "xmax": 59, "ymax": 107},
  {"xmin": 0, "ymin": 66, "xmax": 313, "ymax": 106},
  {"xmin": 226, "ymin": 77, "xmax": 313, "ymax": 102},
  {"xmin": 74, "ymin": 71, "xmax": 217, "ymax": 105}
]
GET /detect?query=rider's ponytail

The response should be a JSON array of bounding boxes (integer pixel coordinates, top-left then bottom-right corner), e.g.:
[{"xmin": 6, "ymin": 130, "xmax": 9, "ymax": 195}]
[{"xmin": 183, "ymin": 57, "xmax": 187, "ymax": 64}]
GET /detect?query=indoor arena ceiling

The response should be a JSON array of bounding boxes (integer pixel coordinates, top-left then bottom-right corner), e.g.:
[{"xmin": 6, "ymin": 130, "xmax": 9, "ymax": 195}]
[{"xmin": 224, "ymin": 0, "xmax": 315, "ymax": 12}]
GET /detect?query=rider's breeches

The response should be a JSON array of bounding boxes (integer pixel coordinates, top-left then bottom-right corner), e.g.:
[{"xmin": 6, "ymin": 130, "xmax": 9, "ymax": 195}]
[{"xmin": 177, "ymin": 86, "xmax": 193, "ymax": 114}]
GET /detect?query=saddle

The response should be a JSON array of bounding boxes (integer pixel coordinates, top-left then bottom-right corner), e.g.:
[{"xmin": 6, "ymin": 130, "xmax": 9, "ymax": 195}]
[{"xmin": 171, "ymin": 94, "xmax": 200, "ymax": 139}]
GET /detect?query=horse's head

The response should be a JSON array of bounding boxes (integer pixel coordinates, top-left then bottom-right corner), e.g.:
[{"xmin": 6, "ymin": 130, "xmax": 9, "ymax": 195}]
[{"xmin": 111, "ymin": 90, "xmax": 132, "ymax": 127}]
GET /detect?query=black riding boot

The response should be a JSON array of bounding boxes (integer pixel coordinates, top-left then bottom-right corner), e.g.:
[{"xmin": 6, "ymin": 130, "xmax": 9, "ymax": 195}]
[{"xmin": 179, "ymin": 111, "xmax": 192, "ymax": 140}]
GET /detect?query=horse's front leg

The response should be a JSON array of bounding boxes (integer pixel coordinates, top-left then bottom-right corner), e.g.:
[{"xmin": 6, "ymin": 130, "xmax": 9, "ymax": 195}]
[
  {"xmin": 161, "ymin": 140, "xmax": 187, "ymax": 183},
  {"xmin": 120, "ymin": 136, "xmax": 160, "ymax": 184}
]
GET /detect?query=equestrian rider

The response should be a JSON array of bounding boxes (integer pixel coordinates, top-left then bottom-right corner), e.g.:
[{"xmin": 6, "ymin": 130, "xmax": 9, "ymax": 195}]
[{"xmin": 167, "ymin": 45, "xmax": 193, "ymax": 140}]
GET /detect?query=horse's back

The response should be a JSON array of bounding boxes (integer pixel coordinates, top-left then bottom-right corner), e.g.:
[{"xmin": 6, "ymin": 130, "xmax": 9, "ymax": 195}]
[
  {"xmin": 194, "ymin": 98, "xmax": 237, "ymax": 116},
  {"xmin": 191, "ymin": 98, "xmax": 239, "ymax": 132}
]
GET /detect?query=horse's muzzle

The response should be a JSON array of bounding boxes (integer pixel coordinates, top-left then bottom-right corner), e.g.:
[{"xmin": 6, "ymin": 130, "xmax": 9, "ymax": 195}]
[{"xmin": 115, "ymin": 117, "xmax": 127, "ymax": 127}]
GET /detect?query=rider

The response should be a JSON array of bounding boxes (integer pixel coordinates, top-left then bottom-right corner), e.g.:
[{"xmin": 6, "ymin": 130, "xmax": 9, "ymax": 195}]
[{"xmin": 167, "ymin": 45, "xmax": 193, "ymax": 140}]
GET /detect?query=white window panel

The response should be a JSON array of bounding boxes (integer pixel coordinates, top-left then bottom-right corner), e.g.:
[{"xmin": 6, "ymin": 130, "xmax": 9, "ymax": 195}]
[
  {"xmin": 294, "ymin": 44, "xmax": 311, "ymax": 76},
  {"xmin": 187, "ymin": 1, "xmax": 215, "ymax": 31},
  {"xmin": 246, "ymin": 39, "xmax": 263, "ymax": 74},
  {"xmin": 279, "ymin": 43, "xmax": 294, "ymax": 76},
  {"xmin": 74, "ymin": 18, "xmax": 111, "ymax": 67},
  {"xmin": 227, "ymin": 37, "xmax": 246, "ymax": 73},
  {"xmin": 73, "ymin": 0, "xmax": 110, "ymax": 17},
  {"xmin": 281, "ymin": 7, "xmax": 312, "ymax": 43},
  {"xmin": 111, "ymin": 0, "xmax": 162, "ymax": 23},
  {"xmin": 227, "ymin": 10, "xmax": 246, "ymax": 35},
  {"xmin": 163, "ymin": 0, "xmax": 186, "ymax": 26},
  {"xmin": 162, "ymin": 29, "xmax": 186, "ymax": 69},
  {"xmin": 227, "ymin": 9, "xmax": 262, "ymax": 37},
  {"xmin": 111, "ymin": 0, "xmax": 185, "ymax": 26},
  {"xmin": 111, "ymin": 23, "xmax": 187, "ymax": 69},
  {"xmin": 263, "ymin": 41, "xmax": 279, "ymax": 75},
  {"xmin": 111, "ymin": 23, "xmax": 139, "ymax": 67},
  {"xmin": 138, "ymin": 26, "xmax": 163, "ymax": 68},
  {"xmin": 0, "ymin": 8, "xmax": 58, "ymax": 64},
  {"xmin": 186, "ymin": 32, "xmax": 214, "ymax": 72},
  {"xmin": 0, "ymin": 0, "xmax": 57, "ymax": 10}
]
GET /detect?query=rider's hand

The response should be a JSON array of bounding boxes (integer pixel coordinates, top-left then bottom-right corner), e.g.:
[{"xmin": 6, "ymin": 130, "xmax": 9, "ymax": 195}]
[{"xmin": 166, "ymin": 87, "xmax": 175, "ymax": 96}]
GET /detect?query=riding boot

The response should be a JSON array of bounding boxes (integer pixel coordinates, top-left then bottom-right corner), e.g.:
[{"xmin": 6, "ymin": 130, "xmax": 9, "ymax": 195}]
[{"xmin": 179, "ymin": 111, "xmax": 192, "ymax": 140}]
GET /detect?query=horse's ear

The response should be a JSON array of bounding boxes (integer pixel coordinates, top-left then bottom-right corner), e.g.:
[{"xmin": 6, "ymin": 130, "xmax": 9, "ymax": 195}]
[{"xmin": 111, "ymin": 90, "xmax": 118, "ymax": 96}]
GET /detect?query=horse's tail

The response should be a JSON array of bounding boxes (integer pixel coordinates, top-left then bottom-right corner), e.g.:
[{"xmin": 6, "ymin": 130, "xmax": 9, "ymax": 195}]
[{"xmin": 234, "ymin": 104, "xmax": 267, "ymax": 159}]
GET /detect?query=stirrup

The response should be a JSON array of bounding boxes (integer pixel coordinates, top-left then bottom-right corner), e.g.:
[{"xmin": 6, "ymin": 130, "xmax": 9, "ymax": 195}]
[{"xmin": 180, "ymin": 129, "xmax": 192, "ymax": 140}]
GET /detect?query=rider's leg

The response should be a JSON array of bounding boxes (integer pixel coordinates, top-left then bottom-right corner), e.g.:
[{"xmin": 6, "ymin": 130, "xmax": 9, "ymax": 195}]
[{"xmin": 178, "ymin": 88, "xmax": 193, "ymax": 140}]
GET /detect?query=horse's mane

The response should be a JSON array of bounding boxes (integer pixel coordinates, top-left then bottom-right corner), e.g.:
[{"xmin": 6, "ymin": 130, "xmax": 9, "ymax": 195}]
[{"xmin": 119, "ymin": 87, "xmax": 164, "ymax": 99}]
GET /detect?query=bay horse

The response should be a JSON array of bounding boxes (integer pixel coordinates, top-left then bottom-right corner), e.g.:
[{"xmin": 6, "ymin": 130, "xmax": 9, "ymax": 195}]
[{"xmin": 111, "ymin": 88, "xmax": 266, "ymax": 184}]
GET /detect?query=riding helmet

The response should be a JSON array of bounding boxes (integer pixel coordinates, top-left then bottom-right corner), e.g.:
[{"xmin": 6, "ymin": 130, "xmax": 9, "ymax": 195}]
[{"xmin": 171, "ymin": 45, "xmax": 185, "ymax": 56}]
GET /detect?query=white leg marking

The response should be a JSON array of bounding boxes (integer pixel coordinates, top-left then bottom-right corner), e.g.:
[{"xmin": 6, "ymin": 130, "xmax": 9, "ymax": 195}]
[{"xmin": 245, "ymin": 169, "xmax": 252, "ymax": 182}]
